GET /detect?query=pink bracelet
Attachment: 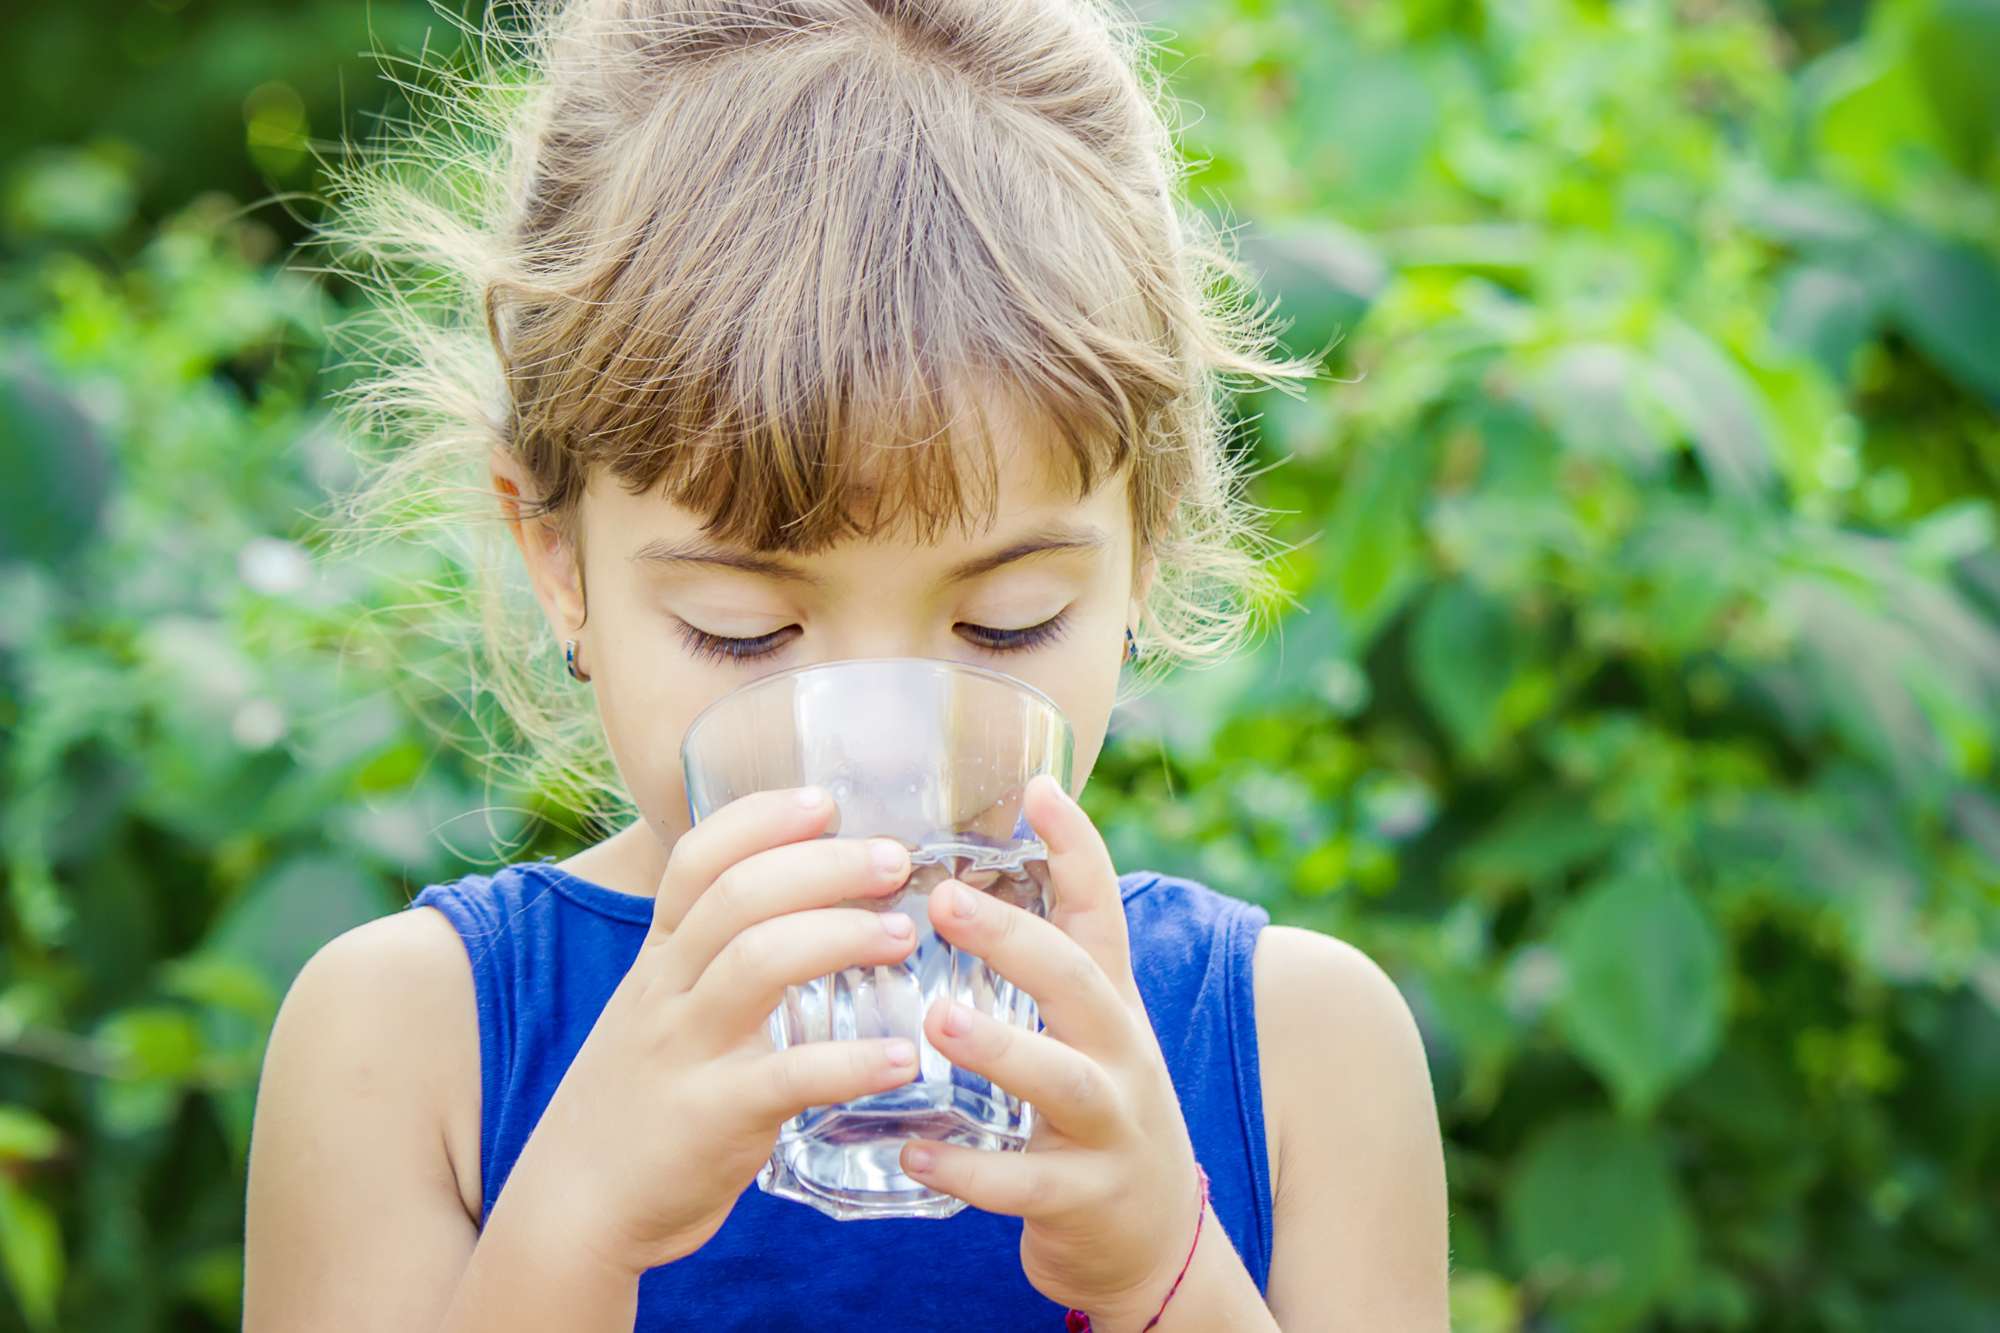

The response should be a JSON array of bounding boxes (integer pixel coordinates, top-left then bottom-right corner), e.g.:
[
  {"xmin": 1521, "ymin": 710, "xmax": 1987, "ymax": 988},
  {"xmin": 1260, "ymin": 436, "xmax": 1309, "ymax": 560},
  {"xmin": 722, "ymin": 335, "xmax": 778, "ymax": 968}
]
[{"xmin": 1064, "ymin": 1162, "xmax": 1210, "ymax": 1332}]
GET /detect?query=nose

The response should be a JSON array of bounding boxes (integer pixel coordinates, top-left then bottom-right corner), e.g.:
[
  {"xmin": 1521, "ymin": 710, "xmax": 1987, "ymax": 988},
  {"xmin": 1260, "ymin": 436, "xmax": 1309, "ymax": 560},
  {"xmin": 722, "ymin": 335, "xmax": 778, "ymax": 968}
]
[{"xmin": 814, "ymin": 626, "xmax": 959, "ymax": 665}]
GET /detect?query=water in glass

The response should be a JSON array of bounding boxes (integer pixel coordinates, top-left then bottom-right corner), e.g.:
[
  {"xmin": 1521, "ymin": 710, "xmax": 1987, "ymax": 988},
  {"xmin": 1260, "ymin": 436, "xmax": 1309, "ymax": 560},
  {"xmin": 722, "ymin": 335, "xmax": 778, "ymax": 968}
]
[{"xmin": 757, "ymin": 836, "xmax": 1053, "ymax": 1220}]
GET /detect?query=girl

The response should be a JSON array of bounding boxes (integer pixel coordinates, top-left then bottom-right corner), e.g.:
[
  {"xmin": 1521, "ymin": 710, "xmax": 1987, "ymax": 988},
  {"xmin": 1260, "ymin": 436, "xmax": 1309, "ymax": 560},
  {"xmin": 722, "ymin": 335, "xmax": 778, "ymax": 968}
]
[{"xmin": 243, "ymin": 1, "xmax": 1449, "ymax": 1328}]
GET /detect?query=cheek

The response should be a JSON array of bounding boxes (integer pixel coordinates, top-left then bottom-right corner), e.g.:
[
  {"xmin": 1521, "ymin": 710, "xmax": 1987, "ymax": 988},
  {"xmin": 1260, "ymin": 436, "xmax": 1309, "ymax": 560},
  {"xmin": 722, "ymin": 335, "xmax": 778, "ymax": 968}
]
[
  {"xmin": 1061, "ymin": 686, "xmax": 1115, "ymax": 790},
  {"xmin": 1013, "ymin": 614, "xmax": 1123, "ymax": 789},
  {"xmin": 587, "ymin": 612, "xmax": 729, "ymax": 840}
]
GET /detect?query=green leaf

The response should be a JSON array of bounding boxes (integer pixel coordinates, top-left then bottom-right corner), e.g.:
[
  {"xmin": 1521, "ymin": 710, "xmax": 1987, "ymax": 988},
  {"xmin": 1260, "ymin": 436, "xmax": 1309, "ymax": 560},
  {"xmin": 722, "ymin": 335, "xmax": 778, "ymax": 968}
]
[
  {"xmin": 1773, "ymin": 263, "xmax": 1882, "ymax": 383},
  {"xmin": 1729, "ymin": 176, "xmax": 1880, "ymax": 249},
  {"xmin": 2, "ymin": 146, "xmax": 138, "ymax": 239},
  {"xmin": 1310, "ymin": 54, "xmax": 1439, "ymax": 202},
  {"xmin": 1237, "ymin": 221, "xmax": 1385, "ymax": 362},
  {"xmin": 176, "ymin": 1242, "xmax": 245, "ymax": 1329},
  {"xmin": 95, "ymin": 1007, "xmax": 203, "ymax": 1081},
  {"xmin": 1881, "ymin": 227, "xmax": 2000, "ymax": 406},
  {"xmin": 0, "ymin": 1109, "xmax": 61, "ymax": 1165},
  {"xmin": 1648, "ymin": 319, "xmax": 1779, "ymax": 501},
  {"xmin": 93, "ymin": 1079, "xmax": 182, "ymax": 1140},
  {"xmin": 0, "ymin": 1176, "xmax": 62, "ymax": 1332},
  {"xmin": 1410, "ymin": 965, "xmax": 1518, "ymax": 1115},
  {"xmin": 1531, "ymin": 342, "xmax": 1672, "ymax": 477},
  {"xmin": 1412, "ymin": 579, "xmax": 1519, "ymax": 760},
  {"xmin": 1553, "ymin": 861, "xmax": 1726, "ymax": 1113},
  {"xmin": 1906, "ymin": 0, "xmax": 2000, "ymax": 176},
  {"xmin": 0, "ymin": 1096, "xmax": 61, "ymax": 1160},
  {"xmin": 1449, "ymin": 1269, "xmax": 1522, "ymax": 1333},
  {"xmin": 1503, "ymin": 1112, "xmax": 1696, "ymax": 1333},
  {"xmin": 1324, "ymin": 434, "xmax": 1438, "ymax": 649},
  {"xmin": 1807, "ymin": 44, "xmax": 1948, "ymax": 200},
  {"xmin": 159, "ymin": 953, "xmax": 280, "ymax": 1022},
  {"xmin": 205, "ymin": 853, "xmax": 393, "ymax": 992},
  {"xmin": 1455, "ymin": 795, "xmax": 1625, "ymax": 891},
  {"xmin": 0, "ymin": 351, "xmax": 112, "ymax": 569}
]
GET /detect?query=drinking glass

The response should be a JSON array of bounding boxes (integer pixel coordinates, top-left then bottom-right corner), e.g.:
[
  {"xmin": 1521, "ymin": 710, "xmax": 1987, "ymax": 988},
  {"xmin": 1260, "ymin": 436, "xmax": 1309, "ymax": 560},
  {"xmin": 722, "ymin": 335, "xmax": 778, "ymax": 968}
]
[{"xmin": 680, "ymin": 656, "xmax": 1074, "ymax": 1221}]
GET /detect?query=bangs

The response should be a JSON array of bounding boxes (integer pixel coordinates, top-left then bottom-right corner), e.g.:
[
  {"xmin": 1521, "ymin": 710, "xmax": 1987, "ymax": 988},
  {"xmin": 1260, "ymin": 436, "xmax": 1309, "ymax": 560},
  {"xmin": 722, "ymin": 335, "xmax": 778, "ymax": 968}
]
[
  {"xmin": 491, "ymin": 38, "xmax": 1183, "ymax": 553},
  {"xmin": 649, "ymin": 370, "xmax": 1116, "ymax": 553}
]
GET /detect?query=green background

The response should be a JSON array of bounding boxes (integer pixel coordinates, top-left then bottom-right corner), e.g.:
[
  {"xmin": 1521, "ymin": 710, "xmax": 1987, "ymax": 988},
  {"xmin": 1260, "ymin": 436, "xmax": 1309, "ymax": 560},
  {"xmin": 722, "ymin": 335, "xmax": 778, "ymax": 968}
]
[{"xmin": 2, "ymin": 1, "xmax": 1996, "ymax": 1329}]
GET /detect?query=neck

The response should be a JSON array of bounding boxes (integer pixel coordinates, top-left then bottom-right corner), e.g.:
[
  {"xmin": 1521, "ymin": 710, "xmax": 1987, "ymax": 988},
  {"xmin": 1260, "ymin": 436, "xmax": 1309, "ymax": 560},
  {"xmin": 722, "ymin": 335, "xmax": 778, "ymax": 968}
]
[{"xmin": 554, "ymin": 816, "xmax": 676, "ymax": 900}]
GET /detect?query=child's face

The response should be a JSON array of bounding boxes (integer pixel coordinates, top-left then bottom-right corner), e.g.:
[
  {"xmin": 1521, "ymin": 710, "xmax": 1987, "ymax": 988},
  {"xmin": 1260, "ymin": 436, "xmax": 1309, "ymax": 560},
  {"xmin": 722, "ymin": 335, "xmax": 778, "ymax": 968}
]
[{"xmin": 496, "ymin": 407, "xmax": 1151, "ymax": 847}]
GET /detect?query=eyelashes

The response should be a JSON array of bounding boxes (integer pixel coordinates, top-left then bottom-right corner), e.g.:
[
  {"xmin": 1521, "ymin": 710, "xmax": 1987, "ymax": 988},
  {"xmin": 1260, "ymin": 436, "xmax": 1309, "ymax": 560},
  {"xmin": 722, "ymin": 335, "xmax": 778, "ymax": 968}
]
[
  {"xmin": 673, "ymin": 610, "xmax": 1074, "ymax": 665},
  {"xmin": 957, "ymin": 610, "xmax": 1073, "ymax": 656},
  {"xmin": 673, "ymin": 621, "xmax": 794, "ymax": 664}
]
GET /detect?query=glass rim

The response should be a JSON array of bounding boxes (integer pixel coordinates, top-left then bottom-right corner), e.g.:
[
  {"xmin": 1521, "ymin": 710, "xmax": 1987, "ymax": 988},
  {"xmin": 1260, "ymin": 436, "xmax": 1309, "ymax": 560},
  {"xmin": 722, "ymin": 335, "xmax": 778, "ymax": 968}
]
[{"xmin": 679, "ymin": 654, "xmax": 1072, "ymax": 758}]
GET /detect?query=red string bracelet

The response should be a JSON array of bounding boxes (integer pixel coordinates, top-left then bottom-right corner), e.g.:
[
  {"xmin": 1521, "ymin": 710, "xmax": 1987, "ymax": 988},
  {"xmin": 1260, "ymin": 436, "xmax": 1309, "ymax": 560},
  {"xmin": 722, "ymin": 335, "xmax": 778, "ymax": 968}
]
[{"xmin": 1064, "ymin": 1161, "xmax": 1210, "ymax": 1332}]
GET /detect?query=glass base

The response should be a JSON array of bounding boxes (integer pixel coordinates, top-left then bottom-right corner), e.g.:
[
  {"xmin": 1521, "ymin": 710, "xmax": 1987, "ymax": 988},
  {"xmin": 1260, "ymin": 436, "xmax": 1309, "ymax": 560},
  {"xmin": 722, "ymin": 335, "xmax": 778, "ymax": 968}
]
[{"xmin": 757, "ymin": 1095, "xmax": 1036, "ymax": 1220}]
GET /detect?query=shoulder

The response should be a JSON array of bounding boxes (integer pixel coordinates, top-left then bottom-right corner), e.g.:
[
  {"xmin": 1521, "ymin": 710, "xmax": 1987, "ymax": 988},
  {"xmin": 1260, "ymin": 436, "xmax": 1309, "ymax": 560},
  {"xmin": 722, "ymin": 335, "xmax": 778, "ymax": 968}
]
[
  {"xmin": 243, "ymin": 908, "xmax": 487, "ymax": 1321},
  {"xmin": 255, "ymin": 906, "xmax": 484, "ymax": 1218},
  {"xmin": 1250, "ymin": 925, "xmax": 1426, "ymax": 1081},
  {"xmin": 291, "ymin": 900, "xmax": 476, "ymax": 999},
  {"xmin": 1249, "ymin": 925, "xmax": 1435, "ymax": 1188},
  {"xmin": 278, "ymin": 904, "xmax": 483, "ymax": 1062},
  {"xmin": 1250, "ymin": 924, "xmax": 1451, "ymax": 1327}
]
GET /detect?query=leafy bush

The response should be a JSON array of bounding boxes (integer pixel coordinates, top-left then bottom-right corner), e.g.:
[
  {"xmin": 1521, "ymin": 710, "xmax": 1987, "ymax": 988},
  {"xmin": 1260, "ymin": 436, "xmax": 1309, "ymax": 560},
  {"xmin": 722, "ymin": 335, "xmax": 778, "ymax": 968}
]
[
  {"xmin": 1086, "ymin": 2, "xmax": 2000, "ymax": 1329},
  {"xmin": 0, "ymin": 186, "xmax": 529, "ymax": 1329},
  {"xmin": 0, "ymin": 1, "xmax": 1995, "ymax": 1329}
]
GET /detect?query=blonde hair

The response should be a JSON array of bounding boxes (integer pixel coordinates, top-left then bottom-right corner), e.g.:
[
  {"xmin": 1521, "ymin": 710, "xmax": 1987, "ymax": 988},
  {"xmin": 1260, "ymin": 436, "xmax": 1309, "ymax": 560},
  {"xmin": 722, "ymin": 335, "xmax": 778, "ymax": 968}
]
[{"xmin": 311, "ymin": 0, "xmax": 1322, "ymax": 831}]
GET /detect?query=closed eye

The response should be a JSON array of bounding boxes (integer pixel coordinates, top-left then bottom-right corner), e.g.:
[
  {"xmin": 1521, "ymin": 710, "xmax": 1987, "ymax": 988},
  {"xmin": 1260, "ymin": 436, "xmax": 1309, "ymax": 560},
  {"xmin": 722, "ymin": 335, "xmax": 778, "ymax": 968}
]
[
  {"xmin": 672, "ymin": 621, "xmax": 797, "ymax": 665},
  {"xmin": 955, "ymin": 609, "xmax": 1072, "ymax": 655},
  {"xmin": 672, "ymin": 610, "xmax": 1073, "ymax": 665}
]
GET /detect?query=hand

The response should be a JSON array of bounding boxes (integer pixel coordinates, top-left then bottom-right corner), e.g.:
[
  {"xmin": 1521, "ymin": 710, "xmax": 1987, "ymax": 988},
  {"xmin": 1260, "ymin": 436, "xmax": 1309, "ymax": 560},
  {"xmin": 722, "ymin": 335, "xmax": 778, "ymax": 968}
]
[
  {"xmin": 501, "ymin": 787, "xmax": 921, "ymax": 1276},
  {"xmin": 896, "ymin": 774, "xmax": 1208, "ymax": 1325}
]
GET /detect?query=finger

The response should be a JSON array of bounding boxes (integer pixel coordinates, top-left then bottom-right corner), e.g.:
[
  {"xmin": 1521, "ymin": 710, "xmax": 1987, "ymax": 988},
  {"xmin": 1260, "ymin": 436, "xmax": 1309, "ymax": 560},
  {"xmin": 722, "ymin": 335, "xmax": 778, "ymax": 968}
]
[
  {"xmin": 927, "ymin": 878, "xmax": 1133, "ymax": 1059},
  {"xmin": 924, "ymin": 996, "xmax": 1124, "ymax": 1144},
  {"xmin": 898, "ymin": 1136, "xmax": 1104, "ymax": 1220},
  {"xmin": 657, "ymin": 834, "xmax": 912, "ymax": 993},
  {"xmin": 735, "ymin": 1035, "xmax": 920, "ymax": 1125},
  {"xmin": 685, "ymin": 904, "xmax": 918, "ymax": 1036},
  {"xmin": 650, "ymin": 786, "xmax": 840, "ymax": 937},
  {"xmin": 1023, "ymin": 774, "xmax": 1138, "ymax": 1003}
]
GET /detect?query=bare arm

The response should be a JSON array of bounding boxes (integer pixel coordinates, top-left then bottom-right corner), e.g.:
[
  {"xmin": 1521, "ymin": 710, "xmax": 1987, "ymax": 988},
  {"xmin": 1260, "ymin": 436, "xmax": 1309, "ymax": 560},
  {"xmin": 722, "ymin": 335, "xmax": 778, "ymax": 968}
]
[
  {"xmin": 245, "ymin": 790, "xmax": 926, "ymax": 1330},
  {"xmin": 242, "ymin": 908, "xmax": 641, "ymax": 1332},
  {"xmin": 1256, "ymin": 925, "xmax": 1451, "ymax": 1332}
]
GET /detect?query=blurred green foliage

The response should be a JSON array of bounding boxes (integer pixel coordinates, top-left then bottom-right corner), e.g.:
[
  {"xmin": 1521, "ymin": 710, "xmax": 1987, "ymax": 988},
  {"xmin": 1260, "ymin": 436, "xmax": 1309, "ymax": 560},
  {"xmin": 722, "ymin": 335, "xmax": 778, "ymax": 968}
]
[{"xmin": 1, "ymin": 1, "xmax": 1996, "ymax": 1330}]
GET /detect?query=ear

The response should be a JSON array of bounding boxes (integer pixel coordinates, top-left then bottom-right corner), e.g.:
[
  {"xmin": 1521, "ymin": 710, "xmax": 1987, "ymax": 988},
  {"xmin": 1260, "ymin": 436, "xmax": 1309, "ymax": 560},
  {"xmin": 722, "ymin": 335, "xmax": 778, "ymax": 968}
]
[
  {"xmin": 490, "ymin": 447, "xmax": 588, "ymax": 636},
  {"xmin": 1128, "ymin": 542, "xmax": 1158, "ymax": 630}
]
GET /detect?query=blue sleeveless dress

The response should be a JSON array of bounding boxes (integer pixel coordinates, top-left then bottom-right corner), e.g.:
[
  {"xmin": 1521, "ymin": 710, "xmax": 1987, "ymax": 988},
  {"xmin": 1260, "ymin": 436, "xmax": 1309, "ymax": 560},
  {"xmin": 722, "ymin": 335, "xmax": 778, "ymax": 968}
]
[{"xmin": 406, "ymin": 860, "xmax": 1275, "ymax": 1331}]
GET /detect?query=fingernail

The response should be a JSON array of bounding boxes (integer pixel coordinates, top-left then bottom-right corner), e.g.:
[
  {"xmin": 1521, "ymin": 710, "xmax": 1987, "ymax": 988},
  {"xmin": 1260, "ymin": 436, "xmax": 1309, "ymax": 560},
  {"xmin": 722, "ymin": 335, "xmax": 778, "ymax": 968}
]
[
  {"xmin": 885, "ymin": 1039, "xmax": 916, "ymax": 1066},
  {"xmin": 797, "ymin": 786, "xmax": 826, "ymax": 809},
  {"xmin": 944, "ymin": 1001, "xmax": 973, "ymax": 1037},
  {"xmin": 947, "ymin": 881, "xmax": 978, "ymax": 919},
  {"xmin": 873, "ymin": 840, "xmax": 909, "ymax": 876},
  {"xmin": 882, "ymin": 911, "xmax": 914, "ymax": 938},
  {"xmin": 905, "ymin": 1144, "xmax": 935, "ymax": 1172}
]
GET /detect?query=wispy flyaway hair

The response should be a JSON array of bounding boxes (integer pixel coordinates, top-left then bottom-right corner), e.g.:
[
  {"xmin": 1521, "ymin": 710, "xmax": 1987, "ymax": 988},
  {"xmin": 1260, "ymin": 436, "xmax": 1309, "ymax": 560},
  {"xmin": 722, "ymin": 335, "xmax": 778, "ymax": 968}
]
[{"xmin": 311, "ymin": 0, "xmax": 1322, "ymax": 827}]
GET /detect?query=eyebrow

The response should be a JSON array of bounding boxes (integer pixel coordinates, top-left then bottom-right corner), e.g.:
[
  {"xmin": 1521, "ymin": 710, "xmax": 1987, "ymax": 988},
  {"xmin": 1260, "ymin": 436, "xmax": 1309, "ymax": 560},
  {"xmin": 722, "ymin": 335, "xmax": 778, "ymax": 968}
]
[{"xmin": 628, "ymin": 522, "xmax": 1109, "ymax": 587}]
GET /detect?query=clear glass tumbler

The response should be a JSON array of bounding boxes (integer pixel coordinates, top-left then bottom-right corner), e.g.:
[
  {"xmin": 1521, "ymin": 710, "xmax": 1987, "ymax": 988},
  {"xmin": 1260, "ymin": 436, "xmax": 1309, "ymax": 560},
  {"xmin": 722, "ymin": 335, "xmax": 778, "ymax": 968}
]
[{"xmin": 680, "ymin": 656, "xmax": 1074, "ymax": 1221}]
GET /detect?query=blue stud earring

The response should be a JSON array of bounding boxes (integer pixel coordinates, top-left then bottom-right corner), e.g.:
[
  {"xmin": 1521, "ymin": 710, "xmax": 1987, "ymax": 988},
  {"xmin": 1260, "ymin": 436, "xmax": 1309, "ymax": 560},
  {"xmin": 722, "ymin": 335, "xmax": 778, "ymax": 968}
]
[{"xmin": 1123, "ymin": 626, "xmax": 1137, "ymax": 664}]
